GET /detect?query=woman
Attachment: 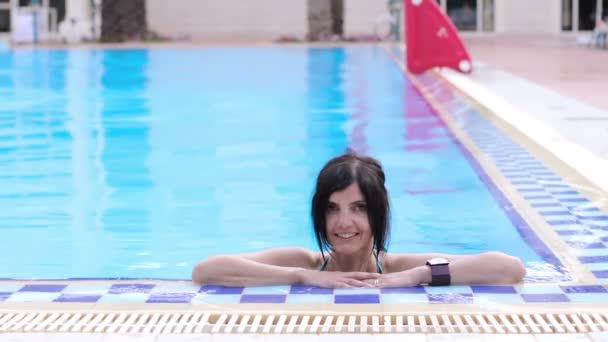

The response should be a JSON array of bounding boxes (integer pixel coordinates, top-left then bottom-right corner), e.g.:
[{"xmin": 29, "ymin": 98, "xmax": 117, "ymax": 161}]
[{"xmin": 192, "ymin": 153, "xmax": 526, "ymax": 288}]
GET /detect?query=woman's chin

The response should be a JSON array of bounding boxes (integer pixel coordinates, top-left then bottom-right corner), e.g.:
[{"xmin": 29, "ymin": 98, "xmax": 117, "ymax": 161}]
[{"xmin": 331, "ymin": 244, "xmax": 365, "ymax": 255}]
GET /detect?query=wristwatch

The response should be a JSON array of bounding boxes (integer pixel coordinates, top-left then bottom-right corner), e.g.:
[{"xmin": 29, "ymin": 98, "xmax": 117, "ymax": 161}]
[{"xmin": 426, "ymin": 257, "xmax": 451, "ymax": 286}]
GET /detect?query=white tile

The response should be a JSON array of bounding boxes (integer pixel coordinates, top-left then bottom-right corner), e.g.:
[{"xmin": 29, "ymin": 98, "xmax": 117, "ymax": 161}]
[
  {"xmin": 425, "ymin": 286, "xmax": 472, "ymax": 294},
  {"xmin": 515, "ymin": 285, "xmax": 564, "ymax": 294},
  {"xmin": 5, "ymin": 292, "xmax": 60, "ymax": 302},
  {"xmin": 380, "ymin": 293, "xmax": 428, "ymax": 303},
  {"xmin": 567, "ymin": 293, "xmax": 608, "ymax": 302},
  {"xmin": 481, "ymin": 335, "xmax": 536, "ymax": 342},
  {"xmin": 589, "ymin": 331, "xmax": 608, "ymax": 342},
  {"xmin": 0, "ymin": 333, "xmax": 56, "ymax": 342},
  {"xmin": 156, "ymin": 334, "xmax": 213, "ymax": 342},
  {"xmin": 0, "ymin": 284, "xmax": 24, "ymax": 292},
  {"xmin": 47, "ymin": 333, "xmax": 106, "ymax": 342},
  {"xmin": 534, "ymin": 333, "xmax": 591, "ymax": 342},
  {"xmin": 268, "ymin": 334, "xmax": 317, "ymax": 342},
  {"xmin": 428, "ymin": 334, "xmax": 483, "ymax": 342},
  {"xmin": 150, "ymin": 283, "xmax": 202, "ymax": 294},
  {"xmin": 98, "ymin": 334, "xmax": 157, "ymax": 342},
  {"xmin": 573, "ymin": 248, "xmax": 608, "ymax": 257},
  {"xmin": 191, "ymin": 294, "xmax": 241, "ymax": 305},
  {"xmin": 334, "ymin": 288, "xmax": 380, "ymax": 295},
  {"xmin": 96, "ymin": 293, "xmax": 149, "ymax": 303},
  {"xmin": 372, "ymin": 334, "xmax": 426, "ymax": 342}
]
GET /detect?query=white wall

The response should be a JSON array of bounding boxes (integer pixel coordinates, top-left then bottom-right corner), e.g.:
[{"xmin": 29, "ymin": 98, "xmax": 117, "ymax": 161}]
[
  {"xmin": 146, "ymin": 0, "xmax": 308, "ymax": 41},
  {"xmin": 345, "ymin": 0, "xmax": 389, "ymax": 36},
  {"xmin": 146, "ymin": 0, "xmax": 389, "ymax": 41},
  {"xmin": 495, "ymin": 0, "xmax": 561, "ymax": 33}
]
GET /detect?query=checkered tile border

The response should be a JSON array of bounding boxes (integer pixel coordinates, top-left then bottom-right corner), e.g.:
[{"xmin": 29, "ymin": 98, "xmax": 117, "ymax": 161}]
[{"xmin": 1, "ymin": 283, "xmax": 608, "ymax": 304}]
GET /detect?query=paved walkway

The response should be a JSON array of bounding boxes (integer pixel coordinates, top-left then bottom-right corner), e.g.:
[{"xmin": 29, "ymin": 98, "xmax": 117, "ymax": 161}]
[
  {"xmin": 461, "ymin": 34, "xmax": 608, "ymax": 113},
  {"xmin": 441, "ymin": 34, "xmax": 608, "ymax": 194}
]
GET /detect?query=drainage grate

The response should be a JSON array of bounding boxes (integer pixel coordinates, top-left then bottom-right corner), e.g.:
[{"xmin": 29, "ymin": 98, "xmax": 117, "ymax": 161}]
[{"xmin": 1, "ymin": 311, "xmax": 608, "ymax": 334}]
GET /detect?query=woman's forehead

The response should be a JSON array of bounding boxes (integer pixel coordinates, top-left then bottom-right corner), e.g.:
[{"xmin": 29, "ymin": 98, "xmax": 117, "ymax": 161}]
[{"xmin": 328, "ymin": 183, "xmax": 364, "ymax": 202}]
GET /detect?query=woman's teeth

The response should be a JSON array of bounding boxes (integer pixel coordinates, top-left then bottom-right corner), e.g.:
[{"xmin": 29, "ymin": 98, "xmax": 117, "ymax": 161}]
[{"xmin": 337, "ymin": 233, "xmax": 357, "ymax": 239}]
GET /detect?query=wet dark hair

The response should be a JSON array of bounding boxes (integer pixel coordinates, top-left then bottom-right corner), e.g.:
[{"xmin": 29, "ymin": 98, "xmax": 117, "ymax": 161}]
[{"xmin": 311, "ymin": 152, "xmax": 390, "ymax": 257}]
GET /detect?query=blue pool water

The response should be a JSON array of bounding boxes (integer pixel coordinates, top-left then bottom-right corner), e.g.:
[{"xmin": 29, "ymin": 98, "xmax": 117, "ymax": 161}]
[{"xmin": 0, "ymin": 47, "xmax": 562, "ymax": 280}]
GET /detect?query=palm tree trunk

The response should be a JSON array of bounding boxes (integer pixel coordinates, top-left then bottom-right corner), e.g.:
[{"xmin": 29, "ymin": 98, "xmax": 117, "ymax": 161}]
[
  {"xmin": 100, "ymin": 0, "xmax": 147, "ymax": 42},
  {"xmin": 308, "ymin": 0, "xmax": 332, "ymax": 41}
]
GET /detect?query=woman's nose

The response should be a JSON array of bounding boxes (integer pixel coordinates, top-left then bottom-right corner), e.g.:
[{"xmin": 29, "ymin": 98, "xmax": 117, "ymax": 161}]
[{"xmin": 336, "ymin": 211, "xmax": 354, "ymax": 227}]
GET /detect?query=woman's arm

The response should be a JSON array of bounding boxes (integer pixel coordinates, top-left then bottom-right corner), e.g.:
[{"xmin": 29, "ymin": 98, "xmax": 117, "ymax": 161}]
[
  {"xmin": 192, "ymin": 247, "xmax": 381, "ymax": 288},
  {"xmin": 191, "ymin": 247, "xmax": 318, "ymax": 286},
  {"xmin": 383, "ymin": 251, "xmax": 526, "ymax": 286}
]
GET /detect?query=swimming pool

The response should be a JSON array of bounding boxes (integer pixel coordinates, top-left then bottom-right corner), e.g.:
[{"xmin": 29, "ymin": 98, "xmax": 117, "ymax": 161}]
[{"xmin": 0, "ymin": 46, "xmax": 564, "ymax": 281}]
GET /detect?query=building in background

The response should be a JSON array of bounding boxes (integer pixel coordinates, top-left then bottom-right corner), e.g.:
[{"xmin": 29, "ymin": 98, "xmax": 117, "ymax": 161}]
[
  {"xmin": 1, "ymin": 0, "xmax": 606, "ymax": 43},
  {"xmin": 436, "ymin": 0, "xmax": 606, "ymax": 34}
]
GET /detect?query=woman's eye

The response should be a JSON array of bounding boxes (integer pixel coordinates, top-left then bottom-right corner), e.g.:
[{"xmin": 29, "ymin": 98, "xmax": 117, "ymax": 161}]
[{"xmin": 355, "ymin": 204, "xmax": 367, "ymax": 212}]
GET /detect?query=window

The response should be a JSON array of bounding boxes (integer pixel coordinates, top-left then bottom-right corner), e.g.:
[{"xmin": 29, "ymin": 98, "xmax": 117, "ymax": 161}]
[
  {"xmin": 447, "ymin": 0, "xmax": 477, "ymax": 31},
  {"xmin": 562, "ymin": 0, "xmax": 573, "ymax": 31},
  {"xmin": 0, "ymin": 9, "xmax": 8, "ymax": 32},
  {"xmin": 482, "ymin": 0, "xmax": 494, "ymax": 31},
  {"xmin": 579, "ymin": 0, "xmax": 597, "ymax": 30}
]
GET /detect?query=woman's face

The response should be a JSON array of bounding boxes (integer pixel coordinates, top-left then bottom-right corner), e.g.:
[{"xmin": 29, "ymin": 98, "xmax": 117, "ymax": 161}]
[{"xmin": 325, "ymin": 182, "xmax": 373, "ymax": 254}]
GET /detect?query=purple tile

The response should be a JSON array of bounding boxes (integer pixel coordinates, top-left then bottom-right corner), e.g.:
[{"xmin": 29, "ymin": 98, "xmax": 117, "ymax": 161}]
[
  {"xmin": 0, "ymin": 292, "xmax": 11, "ymax": 302},
  {"xmin": 524, "ymin": 195, "xmax": 554, "ymax": 200},
  {"xmin": 544, "ymin": 184, "xmax": 569, "ymax": 188},
  {"xmin": 54, "ymin": 294, "xmax": 102, "ymax": 303},
  {"xmin": 240, "ymin": 295, "xmax": 286, "ymax": 304},
  {"xmin": 289, "ymin": 285, "xmax": 333, "ymax": 295},
  {"xmin": 539, "ymin": 210, "xmax": 572, "ymax": 216},
  {"xmin": 510, "ymin": 181, "xmax": 536, "ymax": 186},
  {"xmin": 531, "ymin": 203, "xmax": 563, "ymax": 208},
  {"xmin": 557, "ymin": 230, "xmax": 592, "ymax": 236},
  {"xmin": 471, "ymin": 286, "xmax": 516, "ymax": 294},
  {"xmin": 547, "ymin": 220, "xmax": 580, "ymax": 226},
  {"xmin": 108, "ymin": 284, "xmax": 155, "ymax": 294},
  {"xmin": 518, "ymin": 188, "xmax": 546, "ymax": 193},
  {"xmin": 579, "ymin": 256, "xmax": 608, "ymax": 263},
  {"xmin": 147, "ymin": 293, "xmax": 195, "ymax": 303},
  {"xmin": 592, "ymin": 270, "xmax": 608, "ymax": 278},
  {"xmin": 566, "ymin": 241, "xmax": 606, "ymax": 249},
  {"xmin": 561, "ymin": 198, "xmax": 589, "ymax": 203},
  {"xmin": 584, "ymin": 216, "xmax": 608, "ymax": 221},
  {"xmin": 19, "ymin": 284, "xmax": 67, "ymax": 292},
  {"xmin": 530, "ymin": 171, "xmax": 555, "ymax": 176},
  {"xmin": 560, "ymin": 285, "xmax": 607, "ymax": 294},
  {"xmin": 335, "ymin": 295, "xmax": 380, "ymax": 304},
  {"xmin": 199, "ymin": 285, "xmax": 244, "ymax": 295},
  {"xmin": 550, "ymin": 190, "xmax": 578, "ymax": 195},
  {"xmin": 574, "ymin": 207, "xmax": 602, "ymax": 213},
  {"xmin": 381, "ymin": 286, "xmax": 426, "ymax": 294},
  {"xmin": 521, "ymin": 294, "xmax": 570, "ymax": 303},
  {"xmin": 428, "ymin": 294, "xmax": 473, "ymax": 304}
]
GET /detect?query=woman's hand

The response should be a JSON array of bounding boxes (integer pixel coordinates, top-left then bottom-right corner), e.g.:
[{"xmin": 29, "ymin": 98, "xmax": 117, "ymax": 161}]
[
  {"xmin": 363, "ymin": 267, "xmax": 425, "ymax": 288},
  {"xmin": 297, "ymin": 269, "xmax": 381, "ymax": 288}
]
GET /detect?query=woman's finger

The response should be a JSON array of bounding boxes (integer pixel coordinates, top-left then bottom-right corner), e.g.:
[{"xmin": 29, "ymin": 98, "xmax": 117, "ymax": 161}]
[
  {"xmin": 345, "ymin": 278, "xmax": 374, "ymax": 288},
  {"xmin": 347, "ymin": 272, "xmax": 381, "ymax": 280}
]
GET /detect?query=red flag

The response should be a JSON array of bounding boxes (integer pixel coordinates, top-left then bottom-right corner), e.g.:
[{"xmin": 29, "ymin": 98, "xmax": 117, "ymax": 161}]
[{"xmin": 405, "ymin": 0, "xmax": 473, "ymax": 74}]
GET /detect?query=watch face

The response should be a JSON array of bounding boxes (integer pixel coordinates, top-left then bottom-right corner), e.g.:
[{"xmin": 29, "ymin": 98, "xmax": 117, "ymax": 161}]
[{"xmin": 427, "ymin": 257, "xmax": 449, "ymax": 266}]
